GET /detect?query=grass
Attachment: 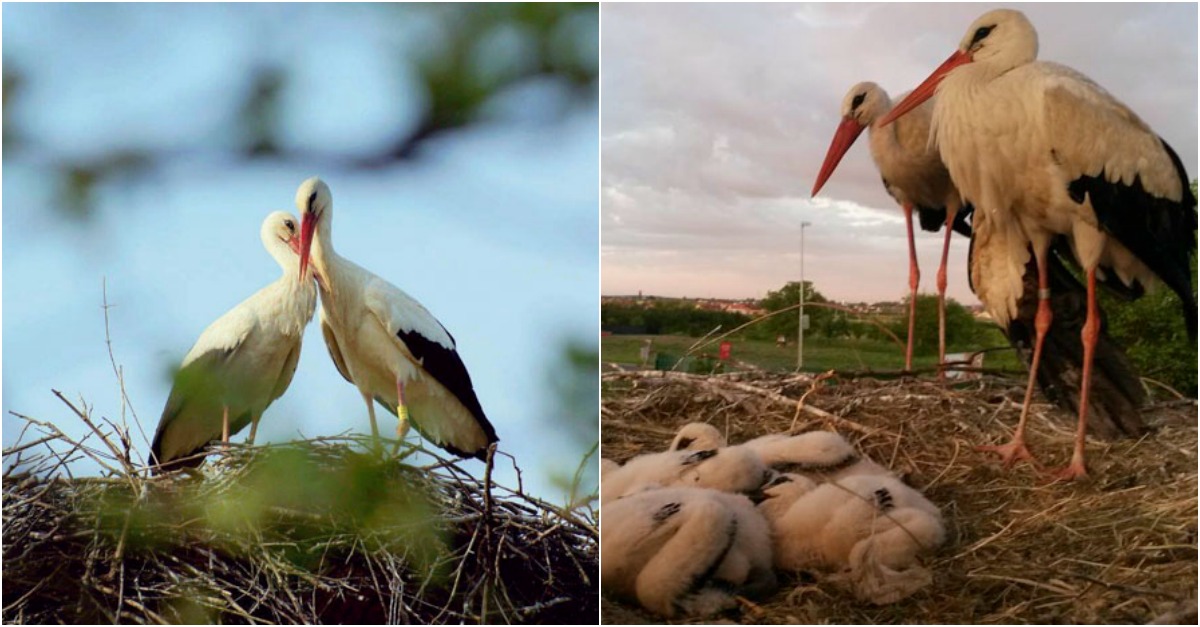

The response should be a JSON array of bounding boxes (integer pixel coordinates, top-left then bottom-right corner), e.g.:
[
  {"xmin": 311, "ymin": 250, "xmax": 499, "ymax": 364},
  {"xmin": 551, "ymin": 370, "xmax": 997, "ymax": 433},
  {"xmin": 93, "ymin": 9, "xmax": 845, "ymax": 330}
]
[{"xmin": 602, "ymin": 327, "xmax": 1022, "ymax": 374}]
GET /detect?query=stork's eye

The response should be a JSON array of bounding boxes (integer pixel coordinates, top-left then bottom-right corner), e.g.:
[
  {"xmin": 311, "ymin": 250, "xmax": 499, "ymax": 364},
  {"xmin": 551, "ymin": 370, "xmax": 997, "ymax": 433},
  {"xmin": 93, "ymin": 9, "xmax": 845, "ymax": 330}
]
[
  {"xmin": 970, "ymin": 24, "xmax": 995, "ymax": 46},
  {"xmin": 308, "ymin": 190, "xmax": 318, "ymax": 208},
  {"xmin": 284, "ymin": 219, "xmax": 295, "ymax": 231},
  {"xmin": 851, "ymin": 93, "xmax": 866, "ymax": 110}
]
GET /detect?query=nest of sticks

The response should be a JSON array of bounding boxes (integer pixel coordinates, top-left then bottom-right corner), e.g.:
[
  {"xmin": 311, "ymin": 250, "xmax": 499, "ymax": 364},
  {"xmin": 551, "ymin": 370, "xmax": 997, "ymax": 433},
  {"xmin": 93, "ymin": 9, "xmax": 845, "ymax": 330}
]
[
  {"xmin": 3, "ymin": 410, "xmax": 598, "ymax": 625},
  {"xmin": 601, "ymin": 370, "xmax": 1197, "ymax": 624}
]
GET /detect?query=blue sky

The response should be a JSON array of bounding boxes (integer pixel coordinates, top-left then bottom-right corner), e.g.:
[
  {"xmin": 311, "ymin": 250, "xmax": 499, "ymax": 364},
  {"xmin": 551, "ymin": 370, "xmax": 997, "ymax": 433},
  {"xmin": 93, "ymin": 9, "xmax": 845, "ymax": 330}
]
[{"xmin": 2, "ymin": 4, "xmax": 599, "ymax": 503}]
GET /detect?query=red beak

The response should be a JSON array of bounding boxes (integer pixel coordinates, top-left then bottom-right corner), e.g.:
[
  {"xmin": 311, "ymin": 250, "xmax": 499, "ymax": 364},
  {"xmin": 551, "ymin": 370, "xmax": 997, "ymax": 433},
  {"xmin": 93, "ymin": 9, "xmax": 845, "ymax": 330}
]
[
  {"xmin": 299, "ymin": 211, "xmax": 317, "ymax": 282},
  {"xmin": 879, "ymin": 49, "xmax": 972, "ymax": 127},
  {"xmin": 811, "ymin": 116, "xmax": 866, "ymax": 197}
]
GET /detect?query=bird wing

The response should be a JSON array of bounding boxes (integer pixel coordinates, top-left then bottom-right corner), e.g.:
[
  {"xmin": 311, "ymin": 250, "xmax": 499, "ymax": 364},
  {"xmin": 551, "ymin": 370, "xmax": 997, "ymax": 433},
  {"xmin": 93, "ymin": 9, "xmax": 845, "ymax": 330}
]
[
  {"xmin": 1038, "ymin": 61, "xmax": 1197, "ymax": 334},
  {"xmin": 1039, "ymin": 62, "xmax": 1184, "ymax": 201},
  {"xmin": 149, "ymin": 302, "xmax": 258, "ymax": 470},
  {"xmin": 362, "ymin": 278, "xmax": 498, "ymax": 458},
  {"xmin": 269, "ymin": 339, "xmax": 303, "ymax": 406},
  {"xmin": 319, "ymin": 308, "xmax": 353, "ymax": 384},
  {"xmin": 149, "ymin": 343, "xmax": 246, "ymax": 470}
]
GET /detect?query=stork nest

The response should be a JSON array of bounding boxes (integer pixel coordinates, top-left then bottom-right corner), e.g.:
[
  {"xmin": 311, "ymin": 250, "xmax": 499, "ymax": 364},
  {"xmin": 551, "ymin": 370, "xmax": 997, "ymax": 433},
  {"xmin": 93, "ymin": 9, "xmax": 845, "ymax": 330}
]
[
  {"xmin": 600, "ymin": 370, "xmax": 1197, "ymax": 624},
  {"xmin": 2, "ymin": 420, "xmax": 597, "ymax": 624}
]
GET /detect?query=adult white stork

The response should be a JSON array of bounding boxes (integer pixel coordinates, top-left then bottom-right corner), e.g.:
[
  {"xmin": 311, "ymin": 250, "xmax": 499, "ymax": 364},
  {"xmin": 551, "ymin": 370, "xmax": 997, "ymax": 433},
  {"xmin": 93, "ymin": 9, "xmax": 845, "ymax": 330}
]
[
  {"xmin": 811, "ymin": 82, "xmax": 972, "ymax": 374},
  {"xmin": 295, "ymin": 177, "xmax": 499, "ymax": 460},
  {"xmin": 881, "ymin": 9, "xmax": 1196, "ymax": 480},
  {"xmin": 149, "ymin": 211, "xmax": 316, "ymax": 473}
]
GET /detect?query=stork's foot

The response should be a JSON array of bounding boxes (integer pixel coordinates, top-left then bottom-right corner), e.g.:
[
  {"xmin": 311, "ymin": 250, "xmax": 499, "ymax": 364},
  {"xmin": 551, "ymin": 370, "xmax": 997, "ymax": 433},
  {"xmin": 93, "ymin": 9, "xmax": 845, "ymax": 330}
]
[
  {"xmin": 1044, "ymin": 459, "xmax": 1089, "ymax": 483},
  {"xmin": 975, "ymin": 439, "xmax": 1038, "ymax": 469}
]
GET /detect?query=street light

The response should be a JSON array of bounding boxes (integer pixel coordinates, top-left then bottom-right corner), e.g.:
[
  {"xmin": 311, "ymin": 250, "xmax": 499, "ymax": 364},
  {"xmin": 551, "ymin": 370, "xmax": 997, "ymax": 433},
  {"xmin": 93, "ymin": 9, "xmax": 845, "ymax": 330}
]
[{"xmin": 797, "ymin": 221, "xmax": 812, "ymax": 371}]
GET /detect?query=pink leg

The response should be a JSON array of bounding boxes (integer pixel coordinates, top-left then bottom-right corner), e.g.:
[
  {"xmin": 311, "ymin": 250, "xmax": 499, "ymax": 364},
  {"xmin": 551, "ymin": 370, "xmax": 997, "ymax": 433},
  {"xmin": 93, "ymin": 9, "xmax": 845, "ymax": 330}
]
[
  {"xmin": 977, "ymin": 249, "xmax": 1049, "ymax": 468},
  {"xmin": 935, "ymin": 205, "xmax": 957, "ymax": 381},
  {"xmin": 903, "ymin": 203, "xmax": 919, "ymax": 372},
  {"xmin": 221, "ymin": 406, "xmax": 230, "ymax": 448},
  {"xmin": 1049, "ymin": 269, "xmax": 1097, "ymax": 482}
]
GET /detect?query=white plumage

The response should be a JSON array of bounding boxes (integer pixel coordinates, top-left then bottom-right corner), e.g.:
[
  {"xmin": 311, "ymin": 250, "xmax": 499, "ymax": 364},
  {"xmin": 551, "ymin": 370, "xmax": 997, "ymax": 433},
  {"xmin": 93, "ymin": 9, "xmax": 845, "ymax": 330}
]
[
  {"xmin": 295, "ymin": 177, "xmax": 498, "ymax": 460},
  {"xmin": 600, "ymin": 446, "xmax": 768, "ymax": 505},
  {"xmin": 601, "ymin": 487, "xmax": 776, "ymax": 618},
  {"xmin": 150, "ymin": 211, "xmax": 316, "ymax": 472},
  {"xmin": 881, "ymin": 8, "xmax": 1196, "ymax": 479},
  {"xmin": 668, "ymin": 422, "xmax": 890, "ymax": 482},
  {"xmin": 756, "ymin": 473, "xmax": 945, "ymax": 604}
]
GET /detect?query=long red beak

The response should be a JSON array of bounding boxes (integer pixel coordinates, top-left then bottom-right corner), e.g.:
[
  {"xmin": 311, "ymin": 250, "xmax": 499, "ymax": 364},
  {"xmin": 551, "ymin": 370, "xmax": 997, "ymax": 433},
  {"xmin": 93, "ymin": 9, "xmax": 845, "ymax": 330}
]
[
  {"xmin": 299, "ymin": 212, "xmax": 317, "ymax": 282},
  {"xmin": 811, "ymin": 116, "xmax": 866, "ymax": 197},
  {"xmin": 879, "ymin": 49, "xmax": 972, "ymax": 127}
]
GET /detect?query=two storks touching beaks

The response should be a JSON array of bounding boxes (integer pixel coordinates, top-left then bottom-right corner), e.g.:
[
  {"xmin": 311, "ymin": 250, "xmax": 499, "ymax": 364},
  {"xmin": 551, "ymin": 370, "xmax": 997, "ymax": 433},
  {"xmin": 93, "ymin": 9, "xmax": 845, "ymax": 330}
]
[{"xmin": 149, "ymin": 177, "xmax": 498, "ymax": 473}]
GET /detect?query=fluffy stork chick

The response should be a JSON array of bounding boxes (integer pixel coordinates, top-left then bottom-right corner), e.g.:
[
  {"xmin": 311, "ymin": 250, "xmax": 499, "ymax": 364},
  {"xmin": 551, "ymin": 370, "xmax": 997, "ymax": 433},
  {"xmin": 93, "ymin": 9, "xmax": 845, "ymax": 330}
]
[
  {"xmin": 757, "ymin": 473, "xmax": 945, "ymax": 604},
  {"xmin": 602, "ymin": 487, "xmax": 776, "ymax": 618},
  {"xmin": 669, "ymin": 422, "xmax": 891, "ymax": 482},
  {"xmin": 601, "ymin": 446, "xmax": 769, "ymax": 505},
  {"xmin": 150, "ymin": 212, "xmax": 316, "ymax": 473}
]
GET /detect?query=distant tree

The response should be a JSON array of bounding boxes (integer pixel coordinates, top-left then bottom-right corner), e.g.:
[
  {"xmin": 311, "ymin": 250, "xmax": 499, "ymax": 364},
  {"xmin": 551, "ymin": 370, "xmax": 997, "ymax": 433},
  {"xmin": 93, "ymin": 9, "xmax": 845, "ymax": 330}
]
[
  {"xmin": 758, "ymin": 281, "xmax": 831, "ymax": 340},
  {"xmin": 890, "ymin": 294, "xmax": 980, "ymax": 356}
]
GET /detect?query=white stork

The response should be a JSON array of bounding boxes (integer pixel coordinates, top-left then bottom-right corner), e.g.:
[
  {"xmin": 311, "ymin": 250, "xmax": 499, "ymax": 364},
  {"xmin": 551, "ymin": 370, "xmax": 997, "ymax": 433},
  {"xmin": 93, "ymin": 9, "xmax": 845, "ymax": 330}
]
[
  {"xmin": 295, "ymin": 177, "xmax": 499, "ymax": 460},
  {"xmin": 881, "ymin": 9, "xmax": 1196, "ymax": 480},
  {"xmin": 149, "ymin": 211, "xmax": 316, "ymax": 473},
  {"xmin": 812, "ymin": 82, "xmax": 971, "ymax": 374}
]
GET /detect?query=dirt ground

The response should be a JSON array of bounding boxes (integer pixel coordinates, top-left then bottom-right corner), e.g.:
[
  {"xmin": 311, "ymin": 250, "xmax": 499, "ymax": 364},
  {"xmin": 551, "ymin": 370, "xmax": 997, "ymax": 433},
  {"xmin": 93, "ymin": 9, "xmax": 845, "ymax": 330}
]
[{"xmin": 600, "ymin": 370, "xmax": 1197, "ymax": 624}]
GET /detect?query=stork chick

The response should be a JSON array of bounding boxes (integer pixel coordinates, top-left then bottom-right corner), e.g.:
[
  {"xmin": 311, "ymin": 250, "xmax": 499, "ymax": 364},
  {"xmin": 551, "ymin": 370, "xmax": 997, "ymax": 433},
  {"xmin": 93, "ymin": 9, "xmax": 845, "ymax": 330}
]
[
  {"xmin": 669, "ymin": 422, "xmax": 890, "ymax": 482},
  {"xmin": 602, "ymin": 486, "xmax": 776, "ymax": 618},
  {"xmin": 757, "ymin": 473, "xmax": 945, "ymax": 604},
  {"xmin": 601, "ymin": 446, "xmax": 769, "ymax": 504}
]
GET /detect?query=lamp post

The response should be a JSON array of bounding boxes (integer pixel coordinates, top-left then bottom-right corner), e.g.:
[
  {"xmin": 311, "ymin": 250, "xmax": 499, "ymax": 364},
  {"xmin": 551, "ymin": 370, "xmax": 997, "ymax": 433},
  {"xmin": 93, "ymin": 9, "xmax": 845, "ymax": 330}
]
[{"xmin": 797, "ymin": 221, "xmax": 811, "ymax": 371}]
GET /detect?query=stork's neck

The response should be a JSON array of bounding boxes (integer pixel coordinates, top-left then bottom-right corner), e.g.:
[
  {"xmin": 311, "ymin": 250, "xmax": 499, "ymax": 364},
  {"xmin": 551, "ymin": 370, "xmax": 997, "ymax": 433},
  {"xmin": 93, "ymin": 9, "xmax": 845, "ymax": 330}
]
[{"xmin": 310, "ymin": 220, "xmax": 339, "ymax": 278}]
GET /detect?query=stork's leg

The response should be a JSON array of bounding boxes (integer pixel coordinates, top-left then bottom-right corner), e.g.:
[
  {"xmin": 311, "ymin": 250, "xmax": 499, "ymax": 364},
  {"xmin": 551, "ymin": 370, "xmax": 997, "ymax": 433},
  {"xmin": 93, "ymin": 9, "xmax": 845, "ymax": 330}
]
[
  {"xmin": 977, "ymin": 247, "xmax": 1050, "ymax": 468},
  {"xmin": 1049, "ymin": 268, "xmax": 1097, "ymax": 482},
  {"xmin": 247, "ymin": 413, "xmax": 261, "ymax": 446},
  {"xmin": 902, "ymin": 203, "xmax": 919, "ymax": 372},
  {"xmin": 935, "ymin": 205, "xmax": 958, "ymax": 381},
  {"xmin": 361, "ymin": 391, "xmax": 383, "ymax": 454},
  {"xmin": 221, "ymin": 406, "xmax": 230, "ymax": 448},
  {"xmin": 395, "ymin": 379, "xmax": 411, "ymax": 440}
]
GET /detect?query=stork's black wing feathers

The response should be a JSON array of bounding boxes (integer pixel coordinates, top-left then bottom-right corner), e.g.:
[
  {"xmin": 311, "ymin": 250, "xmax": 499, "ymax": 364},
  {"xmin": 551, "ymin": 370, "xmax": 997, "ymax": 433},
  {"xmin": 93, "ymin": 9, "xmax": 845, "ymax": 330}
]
[
  {"xmin": 916, "ymin": 202, "xmax": 974, "ymax": 236},
  {"xmin": 395, "ymin": 327, "xmax": 498, "ymax": 460},
  {"xmin": 1067, "ymin": 136, "xmax": 1197, "ymax": 340}
]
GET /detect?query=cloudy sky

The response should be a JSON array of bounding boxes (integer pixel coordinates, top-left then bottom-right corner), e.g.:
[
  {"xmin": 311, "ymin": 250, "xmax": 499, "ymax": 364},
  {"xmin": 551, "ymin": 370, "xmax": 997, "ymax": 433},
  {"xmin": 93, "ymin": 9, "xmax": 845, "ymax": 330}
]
[{"xmin": 601, "ymin": 3, "xmax": 1198, "ymax": 304}]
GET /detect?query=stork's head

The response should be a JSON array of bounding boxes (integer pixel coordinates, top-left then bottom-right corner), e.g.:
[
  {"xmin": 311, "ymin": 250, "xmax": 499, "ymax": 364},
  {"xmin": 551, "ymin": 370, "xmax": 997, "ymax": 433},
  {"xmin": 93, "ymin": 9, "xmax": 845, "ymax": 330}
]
[
  {"xmin": 879, "ymin": 9, "xmax": 1038, "ymax": 127},
  {"xmin": 668, "ymin": 422, "xmax": 726, "ymax": 452},
  {"xmin": 754, "ymin": 472, "xmax": 818, "ymax": 519},
  {"xmin": 295, "ymin": 177, "xmax": 331, "ymax": 282},
  {"xmin": 811, "ymin": 82, "xmax": 889, "ymax": 197},
  {"xmin": 261, "ymin": 211, "xmax": 303, "ymax": 272}
]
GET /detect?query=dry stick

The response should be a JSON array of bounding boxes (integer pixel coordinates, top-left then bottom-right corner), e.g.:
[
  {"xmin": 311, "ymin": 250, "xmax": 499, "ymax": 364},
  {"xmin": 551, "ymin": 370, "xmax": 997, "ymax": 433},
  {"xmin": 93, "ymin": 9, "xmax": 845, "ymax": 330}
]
[
  {"xmin": 788, "ymin": 369, "xmax": 835, "ymax": 433},
  {"xmin": 683, "ymin": 301, "xmax": 907, "ymax": 364},
  {"xmin": 480, "ymin": 442, "xmax": 498, "ymax": 624},
  {"xmin": 100, "ymin": 279, "xmax": 150, "ymax": 459},
  {"xmin": 1139, "ymin": 376, "xmax": 1186, "ymax": 400}
]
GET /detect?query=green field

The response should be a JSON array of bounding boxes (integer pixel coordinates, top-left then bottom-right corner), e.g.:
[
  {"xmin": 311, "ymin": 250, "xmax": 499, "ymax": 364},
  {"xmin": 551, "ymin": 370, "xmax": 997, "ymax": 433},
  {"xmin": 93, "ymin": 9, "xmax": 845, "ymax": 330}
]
[{"xmin": 602, "ymin": 329, "xmax": 1022, "ymax": 374}]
